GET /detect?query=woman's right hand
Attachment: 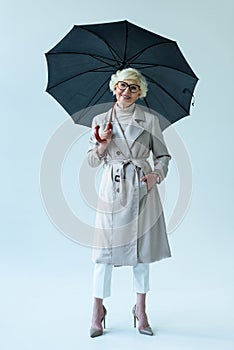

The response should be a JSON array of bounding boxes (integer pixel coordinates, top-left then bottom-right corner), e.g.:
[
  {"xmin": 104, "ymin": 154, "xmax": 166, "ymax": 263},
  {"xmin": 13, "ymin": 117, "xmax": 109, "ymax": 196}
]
[
  {"xmin": 99, "ymin": 125, "xmax": 112, "ymax": 144},
  {"xmin": 96, "ymin": 125, "xmax": 112, "ymax": 155}
]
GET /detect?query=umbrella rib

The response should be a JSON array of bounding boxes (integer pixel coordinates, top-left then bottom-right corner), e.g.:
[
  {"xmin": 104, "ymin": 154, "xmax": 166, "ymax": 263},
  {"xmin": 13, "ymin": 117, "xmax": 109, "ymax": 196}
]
[
  {"xmin": 142, "ymin": 96, "xmax": 170, "ymax": 121},
  {"xmin": 82, "ymin": 77, "xmax": 111, "ymax": 108},
  {"xmin": 128, "ymin": 41, "xmax": 174, "ymax": 62},
  {"xmin": 47, "ymin": 52, "xmax": 121, "ymax": 67},
  {"xmin": 47, "ymin": 65, "xmax": 116, "ymax": 91},
  {"xmin": 79, "ymin": 26, "xmax": 123, "ymax": 63},
  {"xmin": 133, "ymin": 63, "xmax": 197, "ymax": 79},
  {"xmin": 143, "ymin": 73, "xmax": 188, "ymax": 113},
  {"xmin": 61, "ymin": 77, "xmax": 111, "ymax": 117},
  {"xmin": 123, "ymin": 21, "xmax": 128, "ymax": 66}
]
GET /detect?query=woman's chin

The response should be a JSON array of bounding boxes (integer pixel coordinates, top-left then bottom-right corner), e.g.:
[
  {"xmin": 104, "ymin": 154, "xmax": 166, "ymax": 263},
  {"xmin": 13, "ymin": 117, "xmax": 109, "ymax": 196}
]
[{"xmin": 118, "ymin": 99, "xmax": 133, "ymax": 108}]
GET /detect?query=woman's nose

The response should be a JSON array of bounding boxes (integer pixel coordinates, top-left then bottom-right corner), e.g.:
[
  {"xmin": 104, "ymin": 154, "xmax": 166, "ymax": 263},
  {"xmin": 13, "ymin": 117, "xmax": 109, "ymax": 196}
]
[{"xmin": 124, "ymin": 86, "xmax": 131, "ymax": 93}]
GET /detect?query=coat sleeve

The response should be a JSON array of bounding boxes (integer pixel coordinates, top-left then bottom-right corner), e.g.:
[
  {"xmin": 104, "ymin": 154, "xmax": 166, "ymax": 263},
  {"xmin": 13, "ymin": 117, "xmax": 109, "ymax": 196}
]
[
  {"xmin": 150, "ymin": 115, "xmax": 171, "ymax": 182},
  {"xmin": 86, "ymin": 117, "xmax": 106, "ymax": 168}
]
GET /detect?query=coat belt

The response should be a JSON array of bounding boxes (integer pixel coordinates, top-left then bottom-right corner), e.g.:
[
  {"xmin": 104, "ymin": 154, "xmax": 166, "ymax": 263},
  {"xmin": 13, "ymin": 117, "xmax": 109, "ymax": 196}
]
[{"xmin": 105, "ymin": 158, "xmax": 149, "ymax": 206}]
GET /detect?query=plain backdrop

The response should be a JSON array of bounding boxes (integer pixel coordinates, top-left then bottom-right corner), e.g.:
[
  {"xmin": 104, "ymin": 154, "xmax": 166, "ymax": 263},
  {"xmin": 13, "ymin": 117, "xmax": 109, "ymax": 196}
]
[{"xmin": 1, "ymin": 1, "xmax": 234, "ymax": 349}]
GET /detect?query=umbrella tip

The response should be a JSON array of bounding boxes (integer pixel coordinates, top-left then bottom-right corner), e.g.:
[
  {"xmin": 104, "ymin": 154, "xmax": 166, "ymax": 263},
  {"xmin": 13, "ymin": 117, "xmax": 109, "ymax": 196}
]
[{"xmin": 183, "ymin": 88, "xmax": 196, "ymax": 107}]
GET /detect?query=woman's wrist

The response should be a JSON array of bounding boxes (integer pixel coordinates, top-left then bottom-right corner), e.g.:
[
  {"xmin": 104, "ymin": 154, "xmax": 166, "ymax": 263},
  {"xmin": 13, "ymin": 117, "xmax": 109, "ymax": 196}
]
[
  {"xmin": 97, "ymin": 143, "xmax": 107, "ymax": 153},
  {"xmin": 151, "ymin": 172, "xmax": 161, "ymax": 184},
  {"xmin": 96, "ymin": 146, "xmax": 107, "ymax": 160}
]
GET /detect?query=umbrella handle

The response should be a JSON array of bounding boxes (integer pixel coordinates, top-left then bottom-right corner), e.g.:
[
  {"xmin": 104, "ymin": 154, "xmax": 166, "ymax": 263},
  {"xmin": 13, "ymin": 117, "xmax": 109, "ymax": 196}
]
[{"xmin": 94, "ymin": 122, "xmax": 112, "ymax": 143}]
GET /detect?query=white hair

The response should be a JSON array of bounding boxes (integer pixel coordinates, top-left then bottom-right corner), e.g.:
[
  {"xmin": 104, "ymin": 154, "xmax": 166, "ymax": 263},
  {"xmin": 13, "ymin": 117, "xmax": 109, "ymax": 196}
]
[{"xmin": 109, "ymin": 68, "xmax": 148, "ymax": 98}]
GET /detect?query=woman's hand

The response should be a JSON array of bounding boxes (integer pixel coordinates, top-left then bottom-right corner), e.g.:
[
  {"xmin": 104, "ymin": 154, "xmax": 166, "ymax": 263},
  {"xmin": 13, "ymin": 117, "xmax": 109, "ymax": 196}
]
[
  {"xmin": 96, "ymin": 125, "xmax": 112, "ymax": 155},
  {"xmin": 140, "ymin": 173, "xmax": 159, "ymax": 191},
  {"xmin": 100, "ymin": 125, "xmax": 112, "ymax": 144}
]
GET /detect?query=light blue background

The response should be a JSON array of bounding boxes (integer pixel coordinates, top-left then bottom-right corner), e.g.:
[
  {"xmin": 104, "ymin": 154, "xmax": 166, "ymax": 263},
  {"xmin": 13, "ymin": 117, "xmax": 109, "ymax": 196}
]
[{"xmin": 1, "ymin": 0, "xmax": 234, "ymax": 349}]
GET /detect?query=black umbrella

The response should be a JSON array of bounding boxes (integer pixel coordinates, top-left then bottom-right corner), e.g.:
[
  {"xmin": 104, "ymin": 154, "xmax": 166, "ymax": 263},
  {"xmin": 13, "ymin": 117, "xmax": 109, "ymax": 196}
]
[{"xmin": 45, "ymin": 20, "xmax": 198, "ymax": 131}]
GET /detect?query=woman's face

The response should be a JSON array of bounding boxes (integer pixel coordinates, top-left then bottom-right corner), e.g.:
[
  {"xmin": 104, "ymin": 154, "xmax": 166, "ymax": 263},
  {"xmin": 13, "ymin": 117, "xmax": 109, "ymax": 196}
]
[{"xmin": 114, "ymin": 79, "xmax": 141, "ymax": 108}]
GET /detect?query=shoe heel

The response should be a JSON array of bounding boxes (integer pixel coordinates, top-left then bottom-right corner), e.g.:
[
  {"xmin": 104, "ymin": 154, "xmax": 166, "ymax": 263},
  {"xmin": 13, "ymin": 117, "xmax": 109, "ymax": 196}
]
[
  {"xmin": 132, "ymin": 305, "xmax": 137, "ymax": 328},
  {"xmin": 133, "ymin": 314, "xmax": 136, "ymax": 328},
  {"xmin": 102, "ymin": 305, "xmax": 107, "ymax": 329}
]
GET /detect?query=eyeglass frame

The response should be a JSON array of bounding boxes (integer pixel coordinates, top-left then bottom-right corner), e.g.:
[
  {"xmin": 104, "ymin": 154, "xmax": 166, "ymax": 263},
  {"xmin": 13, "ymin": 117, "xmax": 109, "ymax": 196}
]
[{"xmin": 116, "ymin": 81, "xmax": 141, "ymax": 93}]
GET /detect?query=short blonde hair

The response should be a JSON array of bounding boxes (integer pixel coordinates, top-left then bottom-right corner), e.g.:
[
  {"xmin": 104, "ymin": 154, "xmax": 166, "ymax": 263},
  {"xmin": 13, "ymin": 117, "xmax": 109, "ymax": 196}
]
[{"xmin": 109, "ymin": 68, "xmax": 148, "ymax": 98}]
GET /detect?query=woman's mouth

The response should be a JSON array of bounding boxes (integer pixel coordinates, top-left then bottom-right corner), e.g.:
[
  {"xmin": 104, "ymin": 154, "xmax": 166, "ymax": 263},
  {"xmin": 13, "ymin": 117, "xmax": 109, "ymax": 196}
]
[{"xmin": 121, "ymin": 94, "xmax": 131, "ymax": 100}]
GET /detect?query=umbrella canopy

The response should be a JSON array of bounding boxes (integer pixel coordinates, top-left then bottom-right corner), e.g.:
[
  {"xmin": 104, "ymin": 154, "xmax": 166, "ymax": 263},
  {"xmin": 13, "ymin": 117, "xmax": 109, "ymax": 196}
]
[{"xmin": 45, "ymin": 20, "xmax": 198, "ymax": 130}]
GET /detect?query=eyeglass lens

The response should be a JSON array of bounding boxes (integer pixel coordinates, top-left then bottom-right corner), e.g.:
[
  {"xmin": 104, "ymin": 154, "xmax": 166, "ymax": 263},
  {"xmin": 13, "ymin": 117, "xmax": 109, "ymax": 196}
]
[{"xmin": 117, "ymin": 81, "xmax": 140, "ymax": 93}]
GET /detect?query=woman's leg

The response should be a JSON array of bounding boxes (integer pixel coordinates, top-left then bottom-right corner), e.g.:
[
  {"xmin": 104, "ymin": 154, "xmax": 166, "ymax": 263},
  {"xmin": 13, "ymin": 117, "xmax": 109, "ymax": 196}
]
[
  {"xmin": 91, "ymin": 263, "xmax": 113, "ymax": 330},
  {"xmin": 133, "ymin": 263, "xmax": 150, "ymax": 294},
  {"xmin": 133, "ymin": 263, "xmax": 151, "ymax": 330}
]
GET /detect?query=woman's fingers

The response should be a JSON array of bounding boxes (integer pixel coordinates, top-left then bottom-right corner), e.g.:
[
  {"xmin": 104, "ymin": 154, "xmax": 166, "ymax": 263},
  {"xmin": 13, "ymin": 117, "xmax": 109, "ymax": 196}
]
[
  {"xmin": 140, "ymin": 176, "xmax": 147, "ymax": 182},
  {"xmin": 100, "ymin": 129, "xmax": 112, "ymax": 141},
  {"xmin": 140, "ymin": 173, "xmax": 158, "ymax": 191}
]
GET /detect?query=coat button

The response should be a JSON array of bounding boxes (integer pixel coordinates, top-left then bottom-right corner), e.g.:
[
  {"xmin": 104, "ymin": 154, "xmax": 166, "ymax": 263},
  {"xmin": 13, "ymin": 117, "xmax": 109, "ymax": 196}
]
[
  {"xmin": 116, "ymin": 188, "xmax": 120, "ymax": 193},
  {"xmin": 116, "ymin": 151, "xmax": 121, "ymax": 155},
  {"xmin": 116, "ymin": 168, "xmax": 119, "ymax": 172}
]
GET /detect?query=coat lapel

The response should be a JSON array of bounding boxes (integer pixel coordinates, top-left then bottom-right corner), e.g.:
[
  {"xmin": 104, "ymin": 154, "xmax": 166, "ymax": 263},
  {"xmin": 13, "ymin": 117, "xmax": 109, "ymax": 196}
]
[
  {"xmin": 124, "ymin": 106, "xmax": 145, "ymax": 149},
  {"xmin": 111, "ymin": 105, "xmax": 145, "ymax": 156}
]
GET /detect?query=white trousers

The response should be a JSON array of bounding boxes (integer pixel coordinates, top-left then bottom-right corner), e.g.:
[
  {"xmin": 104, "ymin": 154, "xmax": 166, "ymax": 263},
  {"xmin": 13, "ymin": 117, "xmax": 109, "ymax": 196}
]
[{"xmin": 93, "ymin": 263, "xmax": 150, "ymax": 299}]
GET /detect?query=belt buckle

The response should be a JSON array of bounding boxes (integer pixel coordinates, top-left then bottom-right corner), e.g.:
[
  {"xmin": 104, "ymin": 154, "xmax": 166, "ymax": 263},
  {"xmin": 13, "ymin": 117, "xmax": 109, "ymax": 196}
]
[{"xmin": 114, "ymin": 175, "xmax": 120, "ymax": 182}]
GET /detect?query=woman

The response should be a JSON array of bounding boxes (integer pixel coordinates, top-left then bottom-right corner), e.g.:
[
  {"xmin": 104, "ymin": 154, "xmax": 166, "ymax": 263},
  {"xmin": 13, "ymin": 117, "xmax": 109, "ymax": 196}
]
[{"xmin": 87, "ymin": 68, "xmax": 171, "ymax": 337}]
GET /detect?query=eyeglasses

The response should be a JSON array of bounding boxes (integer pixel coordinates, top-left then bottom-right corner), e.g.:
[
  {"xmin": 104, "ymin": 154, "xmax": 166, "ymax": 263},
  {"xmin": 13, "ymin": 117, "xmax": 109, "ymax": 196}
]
[{"xmin": 117, "ymin": 81, "xmax": 141, "ymax": 93}]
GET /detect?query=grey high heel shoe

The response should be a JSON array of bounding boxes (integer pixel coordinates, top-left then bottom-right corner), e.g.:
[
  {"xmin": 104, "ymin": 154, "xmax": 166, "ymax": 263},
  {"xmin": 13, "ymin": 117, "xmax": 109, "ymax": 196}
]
[
  {"xmin": 132, "ymin": 305, "xmax": 154, "ymax": 336},
  {"xmin": 90, "ymin": 305, "xmax": 107, "ymax": 338}
]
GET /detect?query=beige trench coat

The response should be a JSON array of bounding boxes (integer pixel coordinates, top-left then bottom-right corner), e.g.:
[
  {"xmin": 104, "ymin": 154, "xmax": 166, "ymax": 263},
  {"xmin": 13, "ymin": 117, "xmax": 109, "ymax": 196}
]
[{"xmin": 87, "ymin": 104, "xmax": 171, "ymax": 266}]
